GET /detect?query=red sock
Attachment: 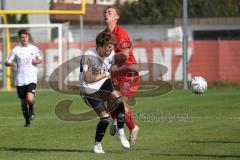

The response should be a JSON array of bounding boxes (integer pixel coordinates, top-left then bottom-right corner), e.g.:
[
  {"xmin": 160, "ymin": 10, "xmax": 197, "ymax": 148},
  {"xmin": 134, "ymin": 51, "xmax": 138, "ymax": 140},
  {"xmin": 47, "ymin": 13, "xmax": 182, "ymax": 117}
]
[
  {"xmin": 111, "ymin": 111, "xmax": 117, "ymax": 121},
  {"xmin": 125, "ymin": 111, "xmax": 135, "ymax": 130}
]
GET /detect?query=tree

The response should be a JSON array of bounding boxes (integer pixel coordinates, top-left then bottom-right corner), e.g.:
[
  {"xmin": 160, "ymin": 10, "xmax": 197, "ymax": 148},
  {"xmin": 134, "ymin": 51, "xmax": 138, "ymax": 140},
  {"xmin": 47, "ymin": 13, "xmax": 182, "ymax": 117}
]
[
  {"xmin": 19, "ymin": 14, "xmax": 29, "ymax": 24},
  {"xmin": 5, "ymin": 14, "xmax": 30, "ymax": 42},
  {"xmin": 188, "ymin": 0, "xmax": 239, "ymax": 18},
  {"xmin": 6, "ymin": 14, "xmax": 18, "ymax": 24},
  {"xmin": 119, "ymin": 0, "xmax": 182, "ymax": 24},
  {"xmin": 119, "ymin": 0, "xmax": 240, "ymax": 24}
]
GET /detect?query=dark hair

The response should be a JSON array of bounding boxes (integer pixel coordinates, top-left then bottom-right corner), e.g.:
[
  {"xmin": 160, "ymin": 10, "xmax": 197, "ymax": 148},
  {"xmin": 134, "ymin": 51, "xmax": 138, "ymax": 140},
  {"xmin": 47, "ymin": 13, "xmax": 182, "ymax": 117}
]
[
  {"xmin": 96, "ymin": 31, "xmax": 115, "ymax": 47},
  {"xmin": 18, "ymin": 29, "xmax": 30, "ymax": 37},
  {"xmin": 106, "ymin": 6, "xmax": 120, "ymax": 16}
]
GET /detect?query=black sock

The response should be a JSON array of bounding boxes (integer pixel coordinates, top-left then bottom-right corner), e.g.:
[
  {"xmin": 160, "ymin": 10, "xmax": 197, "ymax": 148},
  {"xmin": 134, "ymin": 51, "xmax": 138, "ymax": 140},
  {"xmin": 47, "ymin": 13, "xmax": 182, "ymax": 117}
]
[
  {"xmin": 115, "ymin": 102, "xmax": 125, "ymax": 129},
  {"xmin": 95, "ymin": 117, "xmax": 110, "ymax": 142},
  {"xmin": 28, "ymin": 103, "xmax": 35, "ymax": 116},
  {"xmin": 21, "ymin": 104, "xmax": 30, "ymax": 123}
]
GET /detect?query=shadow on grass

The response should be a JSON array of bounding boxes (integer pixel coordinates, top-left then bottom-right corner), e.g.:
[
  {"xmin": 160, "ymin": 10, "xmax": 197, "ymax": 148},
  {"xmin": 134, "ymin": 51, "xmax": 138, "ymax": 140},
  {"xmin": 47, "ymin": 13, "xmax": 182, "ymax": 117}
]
[
  {"xmin": 106, "ymin": 147, "xmax": 150, "ymax": 154},
  {"xmin": 0, "ymin": 146, "xmax": 91, "ymax": 153},
  {"xmin": 151, "ymin": 153, "xmax": 240, "ymax": 158},
  {"xmin": 1, "ymin": 146, "xmax": 150, "ymax": 154}
]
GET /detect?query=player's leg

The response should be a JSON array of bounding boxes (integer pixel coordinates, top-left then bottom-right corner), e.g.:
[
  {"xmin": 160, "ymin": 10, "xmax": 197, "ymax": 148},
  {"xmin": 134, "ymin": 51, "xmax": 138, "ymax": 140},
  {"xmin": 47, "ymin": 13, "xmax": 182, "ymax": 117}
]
[
  {"xmin": 17, "ymin": 85, "xmax": 30, "ymax": 127},
  {"xmin": 81, "ymin": 92, "xmax": 110, "ymax": 153},
  {"xmin": 119, "ymin": 78, "xmax": 140, "ymax": 146},
  {"xmin": 124, "ymin": 97, "xmax": 140, "ymax": 146},
  {"xmin": 108, "ymin": 88, "xmax": 137, "ymax": 138},
  {"xmin": 94, "ymin": 108, "xmax": 111, "ymax": 154},
  {"xmin": 109, "ymin": 111, "xmax": 117, "ymax": 136},
  {"xmin": 21, "ymin": 99, "xmax": 31, "ymax": 127},
  {"xmin": 97, "ymin": 79, "xmax": 130, "ymax": 148},
  {"xmin": 26, "ymin": 83, "xmax": 37, "ymax": 120},
  {"xmin": 107, "ymin": 97, "xmax": 117, "ymax": 136},
  {"xmin": 111, "ymin": 91, "xmax": 130, "ymax": 149},
  {"xmin": 108, "ymin": 80, "xmax": 119, "ymax": 136},
  {"xmin": 26, "ymin": 92, "xmax": 35, "ymax": 120},
  {"xmin": 125, "ymin": 104, "xmax": 139, "ymax": 146}
]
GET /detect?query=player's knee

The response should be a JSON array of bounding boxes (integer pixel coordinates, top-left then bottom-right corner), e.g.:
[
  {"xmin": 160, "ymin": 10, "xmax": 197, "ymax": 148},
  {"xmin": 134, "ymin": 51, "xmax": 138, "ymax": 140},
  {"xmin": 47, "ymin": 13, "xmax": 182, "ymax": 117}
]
[
  {"xmin": 26, "ymin": 93, "xmax": 35, "ymax": 103},
  {"xmin": 100, "ymin": 116, "xmax": 111, "ymax": 125},
  {"xmin": 114, "ymin": 96, "xmax": 124, "ymax": 106},
  {"xmin": 26, "ymin": 97, "xmax": 34, "ymax": 104},
  {"xmin": 111, "ymin": 90, "xmax": 121, "ymax": 99},
  {"xmin": 117, "ymin": 113, "xmax": 125, "ymax": 123},
  {"xmin": 27, "ymin": 101, "xmax": 34, "ymax": 106}
]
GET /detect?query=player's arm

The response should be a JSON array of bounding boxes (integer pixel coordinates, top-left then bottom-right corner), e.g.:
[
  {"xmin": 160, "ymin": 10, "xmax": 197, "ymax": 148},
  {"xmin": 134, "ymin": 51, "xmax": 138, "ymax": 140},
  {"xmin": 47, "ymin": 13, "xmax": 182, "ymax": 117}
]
[
  {"xmin": 32, "ymin": 58, "xmax": 42, "ymax": 65},
  {"xmin": 83, "ymin": 59, "xmax": 110, "ymax": 83},
  {"xmin": 84, "ymin": 70, "xmax": 110, "ymax": 83},
  {"xmin": 32, "ymin": 49, "xmax": 43, "ymax": 65},
  {"xmin": 115, "ymin": 39, "xmax": 132, "ymax": 59},
  {"xmin": 114, "ymin": 38, "xmax": 132, "ymax": 65},
  {"xmin": 109, "ymin": 63, "xmax": 138, "ymax": 72},
  {"xmin": 118, "ymin": 64, "xmax": 140, "ymax": 72},
  {"xmin": 5, "ymin": 51, "xmax": 16, "ymax": 67},
  {"xmin": 115, "ymin": 48, "xmax": 129, "ymax": 59},
  {"xmin": 5, "ymin": 61, "xmax": 16, "ymax": 67}
]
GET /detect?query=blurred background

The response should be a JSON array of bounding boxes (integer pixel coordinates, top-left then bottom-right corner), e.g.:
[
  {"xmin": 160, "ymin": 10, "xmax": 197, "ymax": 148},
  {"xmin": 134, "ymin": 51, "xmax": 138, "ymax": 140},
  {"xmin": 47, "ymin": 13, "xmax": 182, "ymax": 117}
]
[{"xmin": 0, "ymin": 0, "xmax": 240, "ymax": 90}]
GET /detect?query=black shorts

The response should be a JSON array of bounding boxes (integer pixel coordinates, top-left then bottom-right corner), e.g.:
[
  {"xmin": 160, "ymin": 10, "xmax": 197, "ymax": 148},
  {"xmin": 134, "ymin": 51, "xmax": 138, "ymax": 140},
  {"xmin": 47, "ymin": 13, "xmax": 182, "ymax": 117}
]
[
  {"xmin": 80, "ymin": 79, "xmax": 115, "ymax": 109},
  {"xmin": 16, "ymin": 83, "xmax": 37, "ymax": 99}
]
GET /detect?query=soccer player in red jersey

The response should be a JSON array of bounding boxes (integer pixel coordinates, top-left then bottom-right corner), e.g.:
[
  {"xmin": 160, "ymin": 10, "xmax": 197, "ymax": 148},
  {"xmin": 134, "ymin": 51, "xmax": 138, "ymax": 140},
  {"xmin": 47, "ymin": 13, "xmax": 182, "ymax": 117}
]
[{"xmin": 104, "ymin": 6, "xmax": 140, "ymax": 146}]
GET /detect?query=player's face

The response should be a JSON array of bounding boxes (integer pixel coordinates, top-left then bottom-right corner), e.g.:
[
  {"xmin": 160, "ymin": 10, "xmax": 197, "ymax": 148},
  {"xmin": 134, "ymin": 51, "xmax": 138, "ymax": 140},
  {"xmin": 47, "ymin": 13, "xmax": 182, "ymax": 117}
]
[
  {"xmin": 104, "ymin": 8, "xmax": 119, "ymax": 23},
  {"xmin": 19, "ymin": 34, "xmax": 29, "ymax": 46},
  {"xmin": 100, "ymin": 44, "xmax": 114, "ymax": 57}
]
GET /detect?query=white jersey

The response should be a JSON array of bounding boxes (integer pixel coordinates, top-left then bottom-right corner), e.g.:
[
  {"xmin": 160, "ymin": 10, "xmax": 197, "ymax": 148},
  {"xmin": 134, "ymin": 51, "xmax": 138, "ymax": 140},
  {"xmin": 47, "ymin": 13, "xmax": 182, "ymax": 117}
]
[
  {"xmin": 79, "ymin": 48, "xmax": 114, "ymax": 94},
  {"xmin": 6, "ymin": 44, "xmax": 42, "ymax": 86}
]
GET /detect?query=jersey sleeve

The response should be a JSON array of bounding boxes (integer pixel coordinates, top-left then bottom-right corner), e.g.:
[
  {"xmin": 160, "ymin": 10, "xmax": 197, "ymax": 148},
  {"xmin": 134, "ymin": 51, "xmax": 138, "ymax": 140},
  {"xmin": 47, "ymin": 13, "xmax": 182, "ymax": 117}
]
[
  {"xmin": 80, "ymin": 54, "xmax": 97, "ymax": 72},
  {"xmin": 115, "ymin": 30, "xmax": 132, "ymax": 52},
  {"xmin": 6, "ymin": 50, "xmax": 16, "ymax": 63},
  {"xmin": 35, "ymin": 48, "xmax": 43, "ymax": 60},
  {"xmin": 116, "ymin": 39, "xmax": 132, "ymax": 52},
  {"xmin": 80, "ymin": 55, "xmax": 89, "ymax": 73}
]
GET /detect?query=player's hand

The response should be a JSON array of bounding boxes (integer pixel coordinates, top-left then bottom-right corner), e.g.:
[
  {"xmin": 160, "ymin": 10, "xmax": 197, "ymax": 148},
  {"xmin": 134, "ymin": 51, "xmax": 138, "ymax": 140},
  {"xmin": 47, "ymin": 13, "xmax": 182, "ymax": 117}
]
[
  {"xmin": 32, "ymin": 57, "xmax": 42, "ymax": 65},
  {"xmin": 109, "ymin": 64, "xmax": 119, "ymax": 73},
  {"xmin": 32, "ymin": 58, "xmax": 38, "ymax": 65},
  {"xmin": 114, "ymin": 52, "xmax": 128, "ymax": 66},
  {"xmin": 5, "ymin": 61, "xmax": 16, "ymax": 68}
]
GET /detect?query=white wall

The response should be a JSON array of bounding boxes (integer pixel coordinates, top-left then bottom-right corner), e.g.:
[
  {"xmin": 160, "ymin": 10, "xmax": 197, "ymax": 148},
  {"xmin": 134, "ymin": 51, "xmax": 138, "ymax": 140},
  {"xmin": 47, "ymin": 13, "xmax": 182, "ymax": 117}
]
[{"xmin": 5, "ymin": 0, "xmax": 50, "ymax": 41}]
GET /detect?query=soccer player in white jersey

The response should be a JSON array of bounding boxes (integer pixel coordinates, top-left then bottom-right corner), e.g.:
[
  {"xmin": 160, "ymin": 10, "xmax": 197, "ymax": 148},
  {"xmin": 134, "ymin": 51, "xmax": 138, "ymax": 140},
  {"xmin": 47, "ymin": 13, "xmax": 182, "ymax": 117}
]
[
  {"xmin": 79, "ymin": 31, "xmax": 130, "ymax": 153},
  {"xmin": 5, "ymin": 29, "xmax": 42, "ymax": 127}
]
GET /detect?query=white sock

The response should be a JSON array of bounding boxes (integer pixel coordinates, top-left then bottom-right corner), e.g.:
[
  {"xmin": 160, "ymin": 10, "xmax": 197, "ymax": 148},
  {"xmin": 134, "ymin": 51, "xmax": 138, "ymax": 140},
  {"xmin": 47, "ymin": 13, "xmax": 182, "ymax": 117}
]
[{"xmin": 118, "ymin": 128, "xmax": 124, "ymax": 135}]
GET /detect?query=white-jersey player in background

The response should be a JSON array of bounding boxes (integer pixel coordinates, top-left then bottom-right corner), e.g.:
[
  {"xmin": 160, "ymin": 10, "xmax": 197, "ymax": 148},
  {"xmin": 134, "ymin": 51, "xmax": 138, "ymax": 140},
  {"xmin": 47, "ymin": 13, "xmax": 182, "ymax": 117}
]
[
  {"xmin": 5, "ymin": 29, "xmax": 42, "ymax": 127},
  {"xmin": 79, "ymin": 31, "xmax": 130, "ymax": 153}
]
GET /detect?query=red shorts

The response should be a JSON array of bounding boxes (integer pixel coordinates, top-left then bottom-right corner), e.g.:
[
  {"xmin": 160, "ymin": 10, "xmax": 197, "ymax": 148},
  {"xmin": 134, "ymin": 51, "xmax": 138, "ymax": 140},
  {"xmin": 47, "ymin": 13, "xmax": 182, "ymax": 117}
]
[{"xmin": 112, "ymin": 72, "xmax": 140, "ymax": 99}]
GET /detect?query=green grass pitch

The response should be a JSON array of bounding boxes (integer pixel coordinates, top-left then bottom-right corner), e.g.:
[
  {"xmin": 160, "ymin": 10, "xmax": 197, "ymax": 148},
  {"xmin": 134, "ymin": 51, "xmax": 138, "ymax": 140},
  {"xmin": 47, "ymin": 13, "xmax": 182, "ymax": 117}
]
[{"xmin": 1, "ymin": 87, "xmax": 240, "ymax": 160}]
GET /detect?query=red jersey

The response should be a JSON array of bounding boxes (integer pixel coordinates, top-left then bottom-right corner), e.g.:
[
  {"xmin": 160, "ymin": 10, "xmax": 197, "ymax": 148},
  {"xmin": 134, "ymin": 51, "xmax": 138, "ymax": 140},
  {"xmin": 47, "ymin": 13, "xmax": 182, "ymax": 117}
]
[
  {"xmin": 109, "ymin": 25, "xmax": 140, "ymax": 99},
  {"xmin": 111, "ymin": 25, "xmax": 137, "ymax": 65}
]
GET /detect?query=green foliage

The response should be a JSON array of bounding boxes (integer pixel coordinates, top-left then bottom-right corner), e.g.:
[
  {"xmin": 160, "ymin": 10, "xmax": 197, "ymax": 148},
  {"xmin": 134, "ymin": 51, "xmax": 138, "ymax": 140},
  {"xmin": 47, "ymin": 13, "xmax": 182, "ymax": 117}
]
[
  {"xmin": 188, "ymin": 0, "xmax": 239, "ymax": 17},
  {"xmin": 119, "ymin": 0, "xmax": 240, "ymax": 24},
  {"xmin": 3, "ymin": 14, "xmax": 30, "ymax": 42},
  {"xmin": 119, "ymin": 0, "xmax": 182, "ymax": 24},
  {"xmin": 18, "ymin": 14, "xmax": 29, "ymax": 24},
  {"xmin": 5, "ymin": 14, "xmax": 29, "ymax": 24},
  {"xmin": 6, "ymin": 14, "xmax": 18, "ymax": 24}
]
